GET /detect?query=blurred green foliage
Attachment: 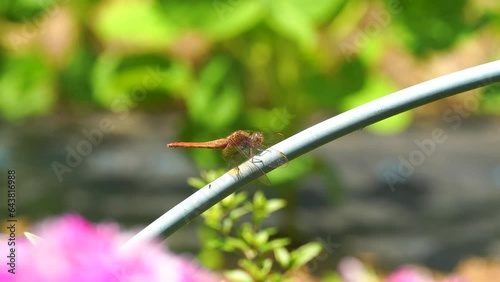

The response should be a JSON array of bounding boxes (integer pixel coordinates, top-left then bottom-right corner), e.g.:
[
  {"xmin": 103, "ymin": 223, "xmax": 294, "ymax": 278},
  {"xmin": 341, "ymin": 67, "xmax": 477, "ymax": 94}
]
[
  {"xmin": 189, "ymin": 171, "xmax": 323, "ymax": 281},
  {"xmin": 1, "ymin": 0, "xmax": 499, "ymax": 180},
  {"xmin": 0, "ymin": 1, "xmax": 497, "ymax": 117}
]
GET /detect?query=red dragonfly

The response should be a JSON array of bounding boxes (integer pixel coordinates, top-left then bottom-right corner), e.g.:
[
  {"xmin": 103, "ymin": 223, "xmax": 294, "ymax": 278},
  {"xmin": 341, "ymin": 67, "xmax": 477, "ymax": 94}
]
[{"xmin": 167, "ymin": 130, "xmax": 287, "ymax": 184}]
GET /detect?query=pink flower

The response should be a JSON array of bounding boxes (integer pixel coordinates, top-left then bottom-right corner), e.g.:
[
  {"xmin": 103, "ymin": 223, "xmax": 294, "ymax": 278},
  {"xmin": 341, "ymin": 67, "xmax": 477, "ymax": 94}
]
[
  {"xmin": 338, "ymin": 256, "xmax": 378, "ymax": 282},
  {"xmin": 385, "ymin": 266, "xmax": 467, "ymax": 282},
  {"xmin": 0, "ymin": 214, "xmax": 221, "ymax": 282},
  {"xmin": 386, "ymin": 266, "xmax": 434, "ymax": 282}
]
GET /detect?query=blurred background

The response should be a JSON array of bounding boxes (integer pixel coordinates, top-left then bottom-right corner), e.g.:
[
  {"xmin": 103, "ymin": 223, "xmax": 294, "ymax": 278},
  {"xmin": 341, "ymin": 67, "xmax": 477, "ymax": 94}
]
[{"xmin": 1, "ymin": 0, "xmax": 500, "ymax": 278}]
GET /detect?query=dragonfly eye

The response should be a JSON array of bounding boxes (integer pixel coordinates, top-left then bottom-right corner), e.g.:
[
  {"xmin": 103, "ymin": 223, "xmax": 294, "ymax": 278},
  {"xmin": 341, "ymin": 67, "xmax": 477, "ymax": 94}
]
[{"xmin": 252, "ymin": 132, "xmax": 264, "ymax": 143}]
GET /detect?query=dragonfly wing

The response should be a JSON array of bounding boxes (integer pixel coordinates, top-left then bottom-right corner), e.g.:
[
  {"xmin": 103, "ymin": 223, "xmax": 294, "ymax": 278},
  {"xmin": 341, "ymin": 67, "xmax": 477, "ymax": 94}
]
[
  {"xmin": 223, "ymin": 142, "xmax": 272, "ymax": 185},
  {"xmin": 222, "ymin": 145, "xmax": 248, "ymax": 163},
  {"xmin": 255, "ymin": 148, "xmax": 288, "ymax": 168},
  {"xmin": 231, "ymin": 131, "xmax": 288, "ymax": 169}
]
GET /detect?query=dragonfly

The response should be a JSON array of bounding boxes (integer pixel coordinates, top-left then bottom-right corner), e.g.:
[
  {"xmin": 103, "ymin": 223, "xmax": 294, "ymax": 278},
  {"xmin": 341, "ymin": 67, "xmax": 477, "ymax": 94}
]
[{"xmin": 167, "ymin": 130, "xmax": 288, "ymax": 184}]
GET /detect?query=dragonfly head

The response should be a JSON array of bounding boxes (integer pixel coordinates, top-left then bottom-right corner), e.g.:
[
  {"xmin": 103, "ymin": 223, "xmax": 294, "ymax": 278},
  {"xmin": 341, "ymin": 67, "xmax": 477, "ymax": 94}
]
[{"xmin": 251, "ymin": 132, "xmax": 264, "ymax": 144}]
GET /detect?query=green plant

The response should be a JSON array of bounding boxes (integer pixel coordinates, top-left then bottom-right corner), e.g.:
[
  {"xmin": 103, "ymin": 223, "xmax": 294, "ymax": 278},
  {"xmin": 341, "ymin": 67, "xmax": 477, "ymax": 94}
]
[{"xmin": 188, "ymin": 170, "xmax": 323, "ymax": 282}]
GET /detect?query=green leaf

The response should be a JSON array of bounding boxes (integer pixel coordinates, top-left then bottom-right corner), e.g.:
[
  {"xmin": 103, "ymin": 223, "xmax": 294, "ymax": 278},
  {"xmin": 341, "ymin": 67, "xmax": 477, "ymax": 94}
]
[
  {"xmin": 204, "ymin": 219, "xmax": 222, "ymax": 231},
  {"xmin": 197, "ymin": 247, "xmax": 224, "ymax": 269},
  {"xmin": 187, "ymin": 177, "xmax": 206, "ymax": 189},
  {"xmin": 266, "ymin": 154, "xmax": 314, "ymax": 184},
  {"xmin": 260, "ymin": 238, "xmax": 290, "ymax": 253},
  {"xmin": 221, "ymin": 193, "xmax": 237, "ymax": 207},
  {"xmin": 481, "ymin": 85, "xmax": 500, "ymax": 115},
  {"xmin": 221, "ymin": 218, "xmax": 233, "ymax": 235},
  {"xmin": 0, "ymin": 54, "xmax": 55, "ymax": 120},
  {"xmin": 253, "ymin": 191, "xmax": 267, "ymax": 209},
  {"xmin": 240, "ymin": 223, "xmax": 255, "ymax": 246},
  {"xmin": 262, "ymin": 227, "xmax": 278, "ymax": 237},
  {"xmin": 289, "ymin": 242, "xmax": 323, "ymax": 270},
  {"xmin": 260, "ymin": 258, "xmax": 273, "ymax": 278},
  {"xmin": 91, "ymin": 53, "xmax": 186, "ymax": 108},
  {"xmin": 221, "ymin": 237, "xmax": 249, "ymax": 253},
  {"xmin": 285, "ymin": 0, "xmax": 347, "ymax": 23},
  {"xmin": 90, "ymin": 53, "xmax": 120, "ymax": 107},
  {"xmin": 234, "ymin": 192, "xmax": 250, "ymax": 207},
  {"xmin": 274, "ymin": 247, "xmax": 291, "ymax": 268},
  {"xmin": 1, "ymin": 0, "xmax": 52, "ymax": 21},
  {"xmin": 203, "ymin": 205, "xmax": 223, "ymax": 230},
  {"xmin": 367, "ymin": 112, "xmax": 413, "ymax": 135},
  {"xmin": 239, "ymin": 259, "xmax": 262, "ymax": 278},
  {"xmin": 60, "ymin": 46, "xmax": 95, "ymax": 103},
  {"xmin": 186, "ymin": 56, "xmax": 242, "ymax": 129},
  {"xmin": 268, "ymin": 272, "xmax": 286, "ymax": 282},
  {"xmin": 245, "ymin": 107, "xmax": 293, "ymax": 133},
  {"xmin": 224, "ymin": 269, "xmax": 254, "ymax": 282},
  {"xmin": 340, "ymin": 75, "xmax": 412, "ymax": 135},
  {"xmin": 206, "ymin": 238, "xmax": 224, "ymax": 249},
  {"xmin": 203, "ymin": 169, "xmax": 226, "ymax": 182},
  {"xmin": 207, "ymin": 1, "xmax": 264, "ymax": 40},
  {"xmin": 252, "ymin": 191, "xmax": 271, "ymax": 224},
  {"xmin": 229, "ymin": 207, "xmax": 250, "ymax": 221},
  {"xmin": 254, "ymin": 229, "xmax": 270, "ymax": 246},
  {"xmin": 320, "ymin": 271, "xmax": 344, "ymax": 282},
  {"xmin": 265, "ymin": 199, "xmax": 286, "ymax": 214},
  {"xmin": 266, "ymin": 0, "xmax": 316, "ymax": 51},
  {"xmin": 388, "ymin": 0, "xmax": 470, "ymax": 55},
  {"xmin": 94, "ymin": 1, "xmax": 177, "ymax": 47}
]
